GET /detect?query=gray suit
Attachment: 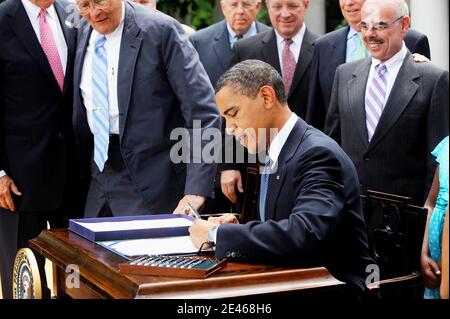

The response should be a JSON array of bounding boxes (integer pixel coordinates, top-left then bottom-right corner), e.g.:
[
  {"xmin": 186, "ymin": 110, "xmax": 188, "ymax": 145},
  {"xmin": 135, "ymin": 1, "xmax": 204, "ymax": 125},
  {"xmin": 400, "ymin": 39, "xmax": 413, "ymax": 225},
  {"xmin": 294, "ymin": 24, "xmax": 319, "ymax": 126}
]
[
  {"xmin": 73, "ymin": 1, "xmax": 221, "ymax": 217},
  {"xmin": 190, "ymin": 20, "xmax": 270, "ymax": 87},
  {"xmin": 325, "ymin": 52, "xmax": 449, "ymax": 205}
]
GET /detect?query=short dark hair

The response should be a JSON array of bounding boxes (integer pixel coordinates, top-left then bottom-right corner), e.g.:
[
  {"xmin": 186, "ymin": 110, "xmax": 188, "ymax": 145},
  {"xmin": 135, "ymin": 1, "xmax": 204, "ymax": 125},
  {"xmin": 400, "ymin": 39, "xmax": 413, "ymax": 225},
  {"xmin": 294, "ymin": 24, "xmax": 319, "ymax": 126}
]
[{"xmin": 215, "ymin": 60, "xmax": 287, "ymax": 104}]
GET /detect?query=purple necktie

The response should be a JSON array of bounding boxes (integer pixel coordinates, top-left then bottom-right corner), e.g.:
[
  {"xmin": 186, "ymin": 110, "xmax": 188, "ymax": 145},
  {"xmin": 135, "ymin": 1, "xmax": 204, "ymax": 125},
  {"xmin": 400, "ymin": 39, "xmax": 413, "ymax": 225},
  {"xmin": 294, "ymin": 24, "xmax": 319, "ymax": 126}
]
[
  {"xmin": 282, "ymin": 39, "xmax": 296, "ymax": 97},
  {"xmin": 39, "ymin": 9, "xmax": 64, "ymax": 91},
  {"xmin": 365, "ymin": 64, "xmax": 387, "ymax": 142}
]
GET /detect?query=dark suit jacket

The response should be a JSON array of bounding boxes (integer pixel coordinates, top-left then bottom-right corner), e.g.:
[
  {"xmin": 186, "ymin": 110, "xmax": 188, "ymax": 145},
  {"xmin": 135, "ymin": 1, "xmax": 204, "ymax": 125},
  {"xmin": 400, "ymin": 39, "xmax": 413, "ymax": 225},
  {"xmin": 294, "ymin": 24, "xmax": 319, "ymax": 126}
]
[
  {"xmin": 0, "ymin": 0, "xmax": 77, "ymax": 211},
  {"xmin": 215, "ymin": 118, "xmax": 374, "ymax": 292},
  {"xmin": 230, "ymin": 28, "xmax": 319, "ymax": 119},
  {"xmin": 73, "ymin": 2, "xmax": 221, "ymax": 214},
  {"xmin": 306, "ymin": 27, "xmax": 431, "ymax": 130},
  {"xmin": 190, "ymin": 20, "xmax": 270, "ymax": 88},
  {"xmin": 324, "ymin": 52, "xmax": 449, "ymax": 205}
]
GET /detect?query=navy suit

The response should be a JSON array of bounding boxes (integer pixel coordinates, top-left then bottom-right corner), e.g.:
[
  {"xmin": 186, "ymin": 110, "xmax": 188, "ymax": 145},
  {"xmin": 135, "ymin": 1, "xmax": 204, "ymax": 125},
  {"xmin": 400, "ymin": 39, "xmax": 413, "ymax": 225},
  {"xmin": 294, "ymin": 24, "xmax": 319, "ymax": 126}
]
[
  {"xmin": 216, "ymin": 118, "xmax": 374, "ymax": 292},
  {"xmin": 73, "ymin": 1, "xmax": 221, "ymax": 217},
  {"xmin": 0, "ymin": 0, "xmax": 83, "ymax": 298},
  {"xmin": 190, "ymin": 20, "xmax": 270, "ymax": 88},
  {"xmin": 306, "ymin": 27, "xmax": 431, "ymax": 130}
]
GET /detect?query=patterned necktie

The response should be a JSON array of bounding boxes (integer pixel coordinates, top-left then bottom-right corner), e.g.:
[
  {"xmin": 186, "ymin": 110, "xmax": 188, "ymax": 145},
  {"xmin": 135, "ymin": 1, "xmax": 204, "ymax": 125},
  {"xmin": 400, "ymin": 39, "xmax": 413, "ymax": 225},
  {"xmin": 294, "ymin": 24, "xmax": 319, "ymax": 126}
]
[
  {"xmin": 92, "ymin": 35, "xmax": 110, "ymax": 172},
  {"xmin": 282, "ymin": 39, "xmax": 296, "ymax": 97},
  {"xmin": 39, "ymin": 9, "xmax": 64, "ymax": 91},
  {"xmin": 365, "ymin": 64, "xmax": 388, "ymax": 142},
  {"xmin": 259, "ymin": 155, "xmax": 272, "ymax": 222}
]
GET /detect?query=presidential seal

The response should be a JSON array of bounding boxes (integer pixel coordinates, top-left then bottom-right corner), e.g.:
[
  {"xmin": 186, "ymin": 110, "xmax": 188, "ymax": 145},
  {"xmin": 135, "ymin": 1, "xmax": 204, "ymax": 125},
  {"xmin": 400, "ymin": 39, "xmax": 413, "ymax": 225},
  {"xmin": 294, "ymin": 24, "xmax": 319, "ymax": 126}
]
[{"xmin": 13, "ymin": 248, "xmax": 42, "ymax": 299}]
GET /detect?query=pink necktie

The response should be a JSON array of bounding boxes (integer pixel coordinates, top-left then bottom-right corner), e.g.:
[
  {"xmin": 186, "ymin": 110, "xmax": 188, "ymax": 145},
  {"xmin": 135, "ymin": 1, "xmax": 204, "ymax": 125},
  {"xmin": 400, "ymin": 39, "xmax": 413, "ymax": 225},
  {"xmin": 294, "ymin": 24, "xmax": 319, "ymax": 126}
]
[
  {"xmin": 282, "ymin": 39, "xmax": 296, "ymax": 96},
  {"xmin": 39, "ymin": 9, "xmax": 64, "ymax": 91}
]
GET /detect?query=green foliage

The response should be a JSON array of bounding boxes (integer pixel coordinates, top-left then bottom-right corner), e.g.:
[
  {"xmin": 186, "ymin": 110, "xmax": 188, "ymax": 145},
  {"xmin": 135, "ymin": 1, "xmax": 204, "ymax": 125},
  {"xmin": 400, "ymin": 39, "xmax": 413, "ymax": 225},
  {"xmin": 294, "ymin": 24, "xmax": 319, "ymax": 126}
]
[{"xmin": 157, "ymin": 0, "xmax": 215, "ymax": 30}]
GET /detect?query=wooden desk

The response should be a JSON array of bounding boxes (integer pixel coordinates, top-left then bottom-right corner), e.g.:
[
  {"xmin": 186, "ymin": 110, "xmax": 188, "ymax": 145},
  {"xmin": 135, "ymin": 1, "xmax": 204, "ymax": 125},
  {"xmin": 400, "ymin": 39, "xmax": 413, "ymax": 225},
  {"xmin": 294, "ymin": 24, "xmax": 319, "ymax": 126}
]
[{"xmin": 29, "ymin": 230, "xmax": 345, "ymax": 299}]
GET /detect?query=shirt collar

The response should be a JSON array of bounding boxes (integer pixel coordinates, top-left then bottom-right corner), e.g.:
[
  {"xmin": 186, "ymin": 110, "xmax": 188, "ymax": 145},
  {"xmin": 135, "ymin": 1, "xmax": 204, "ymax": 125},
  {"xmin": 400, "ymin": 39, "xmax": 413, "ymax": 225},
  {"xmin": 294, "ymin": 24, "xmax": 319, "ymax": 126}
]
[
  {"xmin": 347, "ymin": 26, "xmax": 359, "ymax": 40},
  {"xmin": 371, "ymin": 42, "xmax": 408, "ymax": 72},
  {"xmin": 227, "ymin": 21, "xmax": 257, "ymax": 41},
  {"xmin": 267, "ymin": 113, "xmax": 298, "ymax": 169},
  {"xmin": 21, "ymin": 0, "xmax": 58, "ymax": 22},
  {"xmin": 275, "ymin": 23, "xmax": 306, "ymax": 46}
]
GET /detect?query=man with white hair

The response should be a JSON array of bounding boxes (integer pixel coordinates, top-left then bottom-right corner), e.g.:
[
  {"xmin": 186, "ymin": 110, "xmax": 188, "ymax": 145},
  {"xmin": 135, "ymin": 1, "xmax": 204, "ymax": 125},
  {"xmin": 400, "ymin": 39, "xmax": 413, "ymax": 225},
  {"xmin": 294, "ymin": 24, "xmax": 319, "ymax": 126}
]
[{"xmin": 324, "ymin": 0, "xmax": 448, "ymax": 206}]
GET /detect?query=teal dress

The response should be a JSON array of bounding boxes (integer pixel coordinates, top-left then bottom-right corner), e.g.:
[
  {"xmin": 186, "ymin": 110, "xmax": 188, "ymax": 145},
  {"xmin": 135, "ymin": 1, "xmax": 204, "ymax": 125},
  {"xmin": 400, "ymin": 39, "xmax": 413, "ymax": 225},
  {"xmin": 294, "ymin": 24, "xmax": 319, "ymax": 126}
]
[{"xmin": 424, "ymin": 136, "xmax": 449, "ymax": 299}]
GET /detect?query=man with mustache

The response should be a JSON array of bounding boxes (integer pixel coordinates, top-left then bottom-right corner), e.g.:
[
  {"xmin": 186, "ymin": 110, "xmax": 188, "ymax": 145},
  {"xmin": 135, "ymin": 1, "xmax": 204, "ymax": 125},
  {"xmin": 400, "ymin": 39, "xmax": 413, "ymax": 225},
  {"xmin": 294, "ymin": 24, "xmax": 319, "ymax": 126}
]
[
  {"xmin": 306, "ymin": 0, "xmax": 431, "ymax": 130},
  {"xmin": 324, "ymin": 0, "xmax": 448, "ymax": 205}
]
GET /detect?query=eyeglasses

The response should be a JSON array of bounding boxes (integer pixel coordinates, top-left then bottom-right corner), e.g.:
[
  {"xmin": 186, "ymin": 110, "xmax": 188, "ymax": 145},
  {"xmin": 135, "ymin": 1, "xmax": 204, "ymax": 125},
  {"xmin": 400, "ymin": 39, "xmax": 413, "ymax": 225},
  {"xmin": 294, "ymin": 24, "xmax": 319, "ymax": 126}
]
[
  {"xmin": 76, "ymin": 0, "xmax": 109, "ymax": 14},
  {"xmin": 358, "ymin": 16, "xmax": 404, "ymax": 32}
]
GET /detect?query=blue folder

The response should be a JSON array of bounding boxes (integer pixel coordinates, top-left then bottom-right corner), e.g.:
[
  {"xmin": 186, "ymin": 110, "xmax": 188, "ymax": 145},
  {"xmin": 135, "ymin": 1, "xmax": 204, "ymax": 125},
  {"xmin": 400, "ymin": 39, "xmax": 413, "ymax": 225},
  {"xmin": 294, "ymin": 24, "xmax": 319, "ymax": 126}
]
[{"xmin": 69, "ymin": 214, "xmax": 195, "ymax": 242}]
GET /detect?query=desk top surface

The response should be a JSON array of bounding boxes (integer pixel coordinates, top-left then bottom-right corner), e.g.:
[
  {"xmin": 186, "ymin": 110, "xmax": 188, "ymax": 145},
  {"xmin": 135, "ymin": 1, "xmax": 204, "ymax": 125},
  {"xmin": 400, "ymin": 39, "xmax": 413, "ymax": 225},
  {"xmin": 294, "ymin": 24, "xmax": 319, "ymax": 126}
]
[{"xmin": 30, "ymin": 229, "xmax": 344, "ymax": 299}]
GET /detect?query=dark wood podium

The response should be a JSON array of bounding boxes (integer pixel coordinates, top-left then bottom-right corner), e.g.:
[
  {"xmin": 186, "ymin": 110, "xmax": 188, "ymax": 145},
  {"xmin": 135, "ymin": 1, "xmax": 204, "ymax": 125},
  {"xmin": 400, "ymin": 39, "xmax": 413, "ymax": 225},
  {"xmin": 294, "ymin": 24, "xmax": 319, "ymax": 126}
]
[{"xmin": 29, "ymin": 229, "xmax": 345, "ymax": 299}]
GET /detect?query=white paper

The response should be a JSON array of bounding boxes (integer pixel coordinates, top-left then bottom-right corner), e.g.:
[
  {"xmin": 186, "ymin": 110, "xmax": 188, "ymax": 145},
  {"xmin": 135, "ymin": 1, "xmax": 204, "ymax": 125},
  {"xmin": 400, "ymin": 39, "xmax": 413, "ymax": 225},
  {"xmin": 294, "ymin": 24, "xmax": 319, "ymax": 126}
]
[
  {"xmin": 100, "ymin": 236, "xmax": 199, "ymax": 257},
  {"xmin": 75, "ymin": 217, "xmax": 192, "ymax": 232}
]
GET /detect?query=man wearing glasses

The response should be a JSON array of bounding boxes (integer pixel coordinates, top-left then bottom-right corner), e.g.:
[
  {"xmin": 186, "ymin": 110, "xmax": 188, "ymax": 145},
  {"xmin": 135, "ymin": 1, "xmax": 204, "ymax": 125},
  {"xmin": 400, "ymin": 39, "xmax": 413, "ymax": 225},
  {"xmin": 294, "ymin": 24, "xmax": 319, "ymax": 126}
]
[
  {"xmin": 73, "ymin": 0, "xmax": 221, "ymax": 218},
  {"xmin": 324, "ymin": 0, "xmax": 448, "ymax": 206},
  {"xmin": 306, "ymin": 0, "xmax": 431, "ymax": 130}
]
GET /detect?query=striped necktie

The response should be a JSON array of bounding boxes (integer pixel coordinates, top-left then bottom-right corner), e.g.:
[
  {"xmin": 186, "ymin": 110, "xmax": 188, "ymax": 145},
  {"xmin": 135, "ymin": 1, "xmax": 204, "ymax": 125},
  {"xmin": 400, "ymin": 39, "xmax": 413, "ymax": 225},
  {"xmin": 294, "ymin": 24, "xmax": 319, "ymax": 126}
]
[
  {"xmin": 92, "ymin": 35, "xmax": 109, "ymax": 172},
  {"xmin": 259, "ymin": 155, "xmax": 272, "ymax": 222},
  {"xmin": 365, "ymin": 64, "xmax": 388, "ymax": 142}
]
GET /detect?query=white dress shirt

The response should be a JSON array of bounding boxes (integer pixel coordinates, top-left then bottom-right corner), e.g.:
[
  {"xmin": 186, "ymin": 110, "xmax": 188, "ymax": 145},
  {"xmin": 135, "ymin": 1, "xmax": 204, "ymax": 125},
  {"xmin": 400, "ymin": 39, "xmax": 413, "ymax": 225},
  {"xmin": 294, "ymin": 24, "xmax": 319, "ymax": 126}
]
[
  {"xmin": 1, "ymin": 1, "xmax": 68, "ymax": 179},
  {"xmin": 79, "ymin": 1, "xmax": 125, "ymax": 135},
  {"xmin": 227, "ymin": 21, "xmax": 258, "ymax": 47},
  {"xmin": 365, "ymin": 43, "xmax": 408, "ymax": 109},
  {"xmin": 209, "ymin": 113, "xmax": 299, "ymax": 243},
  {"xmin": 274, "ymin": 23, "xmax": 306, "ymax": 67},
  {"xmin": 21, "ymin": 0, "xmax": 68, "ymax": 74}
]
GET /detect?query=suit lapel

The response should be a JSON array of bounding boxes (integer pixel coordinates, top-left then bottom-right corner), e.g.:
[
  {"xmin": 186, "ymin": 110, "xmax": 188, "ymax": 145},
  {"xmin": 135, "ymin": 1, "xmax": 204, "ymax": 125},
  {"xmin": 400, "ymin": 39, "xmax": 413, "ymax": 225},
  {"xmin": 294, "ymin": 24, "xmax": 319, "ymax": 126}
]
[
  {"xmin": 288, "ymin": 29, "xmax": 315, "ymax": 97},
  {"xmin": 330, "ymin": 27, "xmax": 348, "ymax": 74},
  {"xmin": 54, "ymin": 1, "xmax": 76, "ymax": 95},
  {"xmin": 348, "ymin": 59, "xmax": 372, "ymax": 148},
  {"xmin": 117, "ymin": 2, "xmax": 142, "ymax": 137},
  {"xmin": 9, "ymin": 1, "xmax": 60, "ymax": 90},
  {"xmin": 265, "ymin": 120, "xmax": 306, "ymax": 221},
  {"xmin": 212, "ymin": 21, "xmax": 231, "ymax": 71},
  {"xmin": 368, "ymin": 53, "xmax": 419, "ymax": 151},
  {"xmin": 261, "ymin": 30, "xmax": 281, "ymax": 73}
]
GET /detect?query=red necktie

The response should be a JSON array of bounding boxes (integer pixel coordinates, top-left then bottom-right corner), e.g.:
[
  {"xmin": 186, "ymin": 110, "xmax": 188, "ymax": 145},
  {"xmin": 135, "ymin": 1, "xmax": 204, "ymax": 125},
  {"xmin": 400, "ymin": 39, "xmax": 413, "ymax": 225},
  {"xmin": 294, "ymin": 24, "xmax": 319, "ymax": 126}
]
[{"xmin": 282, "ymin": 39, "xmax": 296, "ymax": 96}]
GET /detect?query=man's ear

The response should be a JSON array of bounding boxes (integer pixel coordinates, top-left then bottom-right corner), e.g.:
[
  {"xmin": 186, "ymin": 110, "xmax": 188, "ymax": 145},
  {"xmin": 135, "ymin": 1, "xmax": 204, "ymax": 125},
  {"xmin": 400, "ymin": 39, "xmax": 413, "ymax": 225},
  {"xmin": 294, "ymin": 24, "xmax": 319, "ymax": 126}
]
[
  {"xmin": 401, "ymin": 16, "xmax": 411, "ymax": 34},
  {"xmin": 259, "ymin": 86, "xmax": 276, "ymax": 109}
]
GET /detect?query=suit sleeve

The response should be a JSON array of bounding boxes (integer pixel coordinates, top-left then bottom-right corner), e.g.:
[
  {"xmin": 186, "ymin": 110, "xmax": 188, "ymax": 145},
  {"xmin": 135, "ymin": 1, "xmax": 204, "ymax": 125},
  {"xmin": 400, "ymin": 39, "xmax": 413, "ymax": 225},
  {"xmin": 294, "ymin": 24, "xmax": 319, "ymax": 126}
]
[
  {"xmin": 324, "ymin": 67, "xmax": 342, "ymax": 145},
  {"xmin": 215, "ymin": 145, "xmax": 347, "ymax": 262},
  {"xmin": 426, "ymin": 70, "xmax": 449, "ymax": 192},
  {"xmin": 305, "ymin": 46, "xmax": 327, "ymax": 130},
  {"xmin": 0, "ymin": 62, "xmax": 5, "ymax": 174},
  {"xmin": 412, "ymin": 34, "xmax": 431, "ymax": 60},
  {"xmin": 162, "ymin": 21, "xmax": 221, "ymax": 198}
]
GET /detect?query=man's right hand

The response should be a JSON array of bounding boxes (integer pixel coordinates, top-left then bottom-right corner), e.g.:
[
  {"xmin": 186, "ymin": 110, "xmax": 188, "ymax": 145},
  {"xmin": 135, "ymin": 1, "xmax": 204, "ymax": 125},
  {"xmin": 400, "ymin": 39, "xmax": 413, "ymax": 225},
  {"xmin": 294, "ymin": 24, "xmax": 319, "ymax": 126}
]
[
  {"xmin": 0, "ymin": 175, "xmax": 22, "ymax": 212},
  {"xmin": 220, "ymin": 170, "xmax": 243, "ymax": 204},
  {"xmin": 207, "ymin": 213, "xmax": 240, "ymax": 225}
]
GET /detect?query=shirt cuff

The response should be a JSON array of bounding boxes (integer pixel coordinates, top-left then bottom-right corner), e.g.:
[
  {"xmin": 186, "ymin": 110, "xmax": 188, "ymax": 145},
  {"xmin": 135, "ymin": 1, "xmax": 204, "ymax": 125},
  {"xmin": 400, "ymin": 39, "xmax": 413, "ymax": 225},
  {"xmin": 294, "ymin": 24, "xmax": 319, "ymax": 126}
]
[
  {"xmin": 208, "ymin": 225, "xmax": 220, "ymax": 244},
  {"xmin": 0, "ymin": 170, "xmax": 6, "ymax": 178}
]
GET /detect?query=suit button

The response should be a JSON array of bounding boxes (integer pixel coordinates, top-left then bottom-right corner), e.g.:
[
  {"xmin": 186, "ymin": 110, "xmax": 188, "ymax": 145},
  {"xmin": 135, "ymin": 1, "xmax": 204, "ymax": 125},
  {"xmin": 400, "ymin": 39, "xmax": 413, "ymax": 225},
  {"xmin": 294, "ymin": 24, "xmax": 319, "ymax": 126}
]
[
  {"xmin": 231, "ymin": 252, "xmax": 236, "ymax": 258},
  {"xmin": 57, "ymin": 132, "xmax": 65, "ymax": 140},
  {"xmin": 225, "ymin": 252, "xmax": 231, "ymax": 258},
  {"xmin": 364, "ymin": 156, "xmax": 370, "ymax": 161}
]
